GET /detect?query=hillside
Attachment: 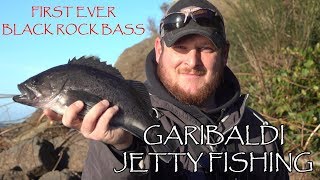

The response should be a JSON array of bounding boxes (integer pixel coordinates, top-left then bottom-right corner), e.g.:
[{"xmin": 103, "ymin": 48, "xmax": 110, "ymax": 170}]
[{"xmin": 114, "ymin": 36, "xmax": 156, "ymax": 82}]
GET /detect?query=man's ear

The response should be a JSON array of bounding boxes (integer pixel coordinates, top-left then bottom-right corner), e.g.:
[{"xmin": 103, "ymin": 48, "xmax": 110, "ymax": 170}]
[
  {"xmin": 222, "ymin": 41, "xmax": 230, "ymax": 66},
  {"xmin": 154, "ymin": 37, "xmax": 163, "ymax": 64}
]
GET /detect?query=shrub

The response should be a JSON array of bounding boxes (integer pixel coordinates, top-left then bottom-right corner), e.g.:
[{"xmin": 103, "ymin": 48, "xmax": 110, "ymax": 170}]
[{"xmin": 224, "ymin": 0, "xmax": 320, "ymax": 171}]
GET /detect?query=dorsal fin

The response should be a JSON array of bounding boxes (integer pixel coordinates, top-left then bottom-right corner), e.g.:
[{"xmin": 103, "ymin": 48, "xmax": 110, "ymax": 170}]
[
  {"xmin": 68, "ymin": 56, "xmax": 124, "ymax": 79},
  {"xmin": 128, "ymin": 80, "xmax": 152, "ymax": 110}
]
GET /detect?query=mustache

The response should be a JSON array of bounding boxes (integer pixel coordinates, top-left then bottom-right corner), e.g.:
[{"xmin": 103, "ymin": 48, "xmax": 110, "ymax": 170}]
[{"xmin": 177, "ymin": 67, "xmax": 207, "ymax": 76}]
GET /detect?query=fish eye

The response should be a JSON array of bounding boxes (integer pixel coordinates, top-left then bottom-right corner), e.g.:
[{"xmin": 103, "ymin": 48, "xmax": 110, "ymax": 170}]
[
  {"xmin": 33, "ymin": 78, "xmax": 40, "ymax": 84},
  {"xmin": 31, "ymin": 76, "xmax": 44, "ymax": 86}
]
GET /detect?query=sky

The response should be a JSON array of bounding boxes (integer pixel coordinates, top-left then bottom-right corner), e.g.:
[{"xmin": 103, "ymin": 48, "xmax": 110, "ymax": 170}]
[{"xmin": 0, "ymin": 0, "xmax": 170, "ymax": 123}]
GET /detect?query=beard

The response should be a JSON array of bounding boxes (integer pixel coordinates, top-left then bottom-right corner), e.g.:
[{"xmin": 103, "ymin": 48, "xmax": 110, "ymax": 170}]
[{"xmin": 157, "ymin": 55, "xmax": 224, "ymax": 106}]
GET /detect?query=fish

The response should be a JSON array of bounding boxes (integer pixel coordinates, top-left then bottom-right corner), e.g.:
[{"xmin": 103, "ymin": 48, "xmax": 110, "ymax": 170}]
[{"xmin": 13, "ymin": 56, "xmax": 178, "ymax": 163}]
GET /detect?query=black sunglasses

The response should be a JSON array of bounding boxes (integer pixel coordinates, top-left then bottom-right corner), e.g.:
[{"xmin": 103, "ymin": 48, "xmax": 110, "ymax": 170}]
[{"xmin": 160, "ymin": 8, "xmax": 224, "ymax": 32}]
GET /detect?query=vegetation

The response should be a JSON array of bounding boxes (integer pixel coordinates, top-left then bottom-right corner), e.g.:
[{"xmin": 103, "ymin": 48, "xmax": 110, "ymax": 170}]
[{"xmin": 223, "ymin": 0, "xmax": 320, "ymax": 177}]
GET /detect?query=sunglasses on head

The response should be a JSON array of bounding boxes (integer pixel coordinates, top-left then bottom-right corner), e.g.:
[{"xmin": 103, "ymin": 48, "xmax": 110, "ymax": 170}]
[{"xmin": 160, "ymin": 8, "xmax": 224, "ymax": 32}]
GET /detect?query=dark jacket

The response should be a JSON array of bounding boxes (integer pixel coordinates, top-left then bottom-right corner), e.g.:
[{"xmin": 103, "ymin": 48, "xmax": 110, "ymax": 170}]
[{"xmin": 82, "ymin": 50, "xmax": 289, "ymax": 180}]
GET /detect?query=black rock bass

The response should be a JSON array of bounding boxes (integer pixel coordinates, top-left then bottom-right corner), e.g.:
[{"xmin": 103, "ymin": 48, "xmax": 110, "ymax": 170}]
[{"xmin": 13, "ymin": 56, "xmax": 178, "ymax": 163}]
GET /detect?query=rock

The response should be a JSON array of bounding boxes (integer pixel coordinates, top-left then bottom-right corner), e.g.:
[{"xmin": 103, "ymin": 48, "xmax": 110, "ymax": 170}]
[
  {"xmin": 11, "ymin": 121, "xmax": 51, "ymax": 144},
  {"xmin": 51, "ymin": 132, "xmax": 89, "ymax": 172},
  {"xmin": 0, "ymin": 167, "xmax": 29, "ymax": 180},
  {"xmin": 0, "ymin": 136, "xmax": 56, "ymax": 177},
  {"xmin": 65, "ymin": 134, "xmax": 88, "ymax": 172},
  {"xmin": 39, "ymin": 169, "xmax": 80, "ymax": 180}
]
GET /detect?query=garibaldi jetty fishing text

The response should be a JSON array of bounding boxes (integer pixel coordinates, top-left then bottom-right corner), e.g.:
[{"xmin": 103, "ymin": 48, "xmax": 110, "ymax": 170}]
[
  {"xmin": 114, "ymin": 125, "xmax": 314, "ymax": 174},
  {"xmin": 1, "ymin": 2, "xmax": 145, "ymax": 36}
]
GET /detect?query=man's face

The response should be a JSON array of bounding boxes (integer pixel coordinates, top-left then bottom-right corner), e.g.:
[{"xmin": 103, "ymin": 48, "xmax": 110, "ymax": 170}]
[{"xmin": 155, "ymin": 34, "xmax": 228, "ymax": 106}]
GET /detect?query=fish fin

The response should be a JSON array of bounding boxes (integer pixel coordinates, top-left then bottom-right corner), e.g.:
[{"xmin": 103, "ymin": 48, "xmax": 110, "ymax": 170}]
[
  {"xmin": 128, "ymin": 80, "xmax": 152, "ymax": 110},
  {"xmin": 65, "ymin": 90, "xmax": 103, "ymax": 118},
  {"xmin": 68, "ymin": 56, "xmax": 124, "ymax": 79}
]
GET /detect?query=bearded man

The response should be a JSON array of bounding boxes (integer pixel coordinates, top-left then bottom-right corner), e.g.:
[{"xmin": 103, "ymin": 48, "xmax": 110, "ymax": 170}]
[{"xmin": 45, "ymin": 0, "xmax": 289, "ymax": 179}]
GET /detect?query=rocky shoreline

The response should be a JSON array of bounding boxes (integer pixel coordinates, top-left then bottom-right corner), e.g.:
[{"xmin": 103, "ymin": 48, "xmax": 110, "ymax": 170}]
[{"xmin": 0, "ymin": 109, "xmax": 88, "ymax": 179}]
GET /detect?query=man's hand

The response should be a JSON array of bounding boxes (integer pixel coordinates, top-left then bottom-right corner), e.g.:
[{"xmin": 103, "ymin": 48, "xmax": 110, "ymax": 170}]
[{"xmin": 43, "ymin": 100, "xmax": 133, "ymax": 150}]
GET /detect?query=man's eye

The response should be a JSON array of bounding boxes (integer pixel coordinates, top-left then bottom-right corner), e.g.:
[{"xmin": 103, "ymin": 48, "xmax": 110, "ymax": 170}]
[
  {"xmin": 173, "ymin": 45, "xmax": 187, "ymax": 50},
  {"xmin": 201, "ymin": 47, "xmax": 215, "ymax": 53}
]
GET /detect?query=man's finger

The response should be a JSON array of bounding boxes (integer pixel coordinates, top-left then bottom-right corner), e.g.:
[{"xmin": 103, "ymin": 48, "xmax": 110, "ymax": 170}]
[
  {"xmin": 90, "ymin": 105, "xmax": 119, "ymax": 139},
  {"xmin": 81, "ymin": 100, "xmax": 110, "ymax": 136},
  {"xmin": 62, "ymin": 100, "xmax": 84, "ymax": 128},
  {"xmin": 43, "ymin": 109, "xmax": 62, "ymax": 121}
]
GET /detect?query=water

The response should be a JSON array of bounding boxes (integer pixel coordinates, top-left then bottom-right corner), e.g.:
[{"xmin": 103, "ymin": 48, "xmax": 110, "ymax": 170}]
[
  {"xmin": 0, "ymin": 95, "xmax": 36, "ymax": 127},
  {"xmin": 0, "ymin": 94, "xmax": 18, "ymax": 98}
]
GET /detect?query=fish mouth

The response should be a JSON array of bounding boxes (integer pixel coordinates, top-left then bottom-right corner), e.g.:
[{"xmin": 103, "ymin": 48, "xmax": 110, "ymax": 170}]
[{"xmin": 13, "ymin": 84, "xmax": 39, "ymax": 105}]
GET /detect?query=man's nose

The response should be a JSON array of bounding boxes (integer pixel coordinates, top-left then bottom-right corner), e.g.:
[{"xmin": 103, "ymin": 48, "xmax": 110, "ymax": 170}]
[{"xmin": 185, "ymin": 49, "xmax": 201, "ymax": 68}]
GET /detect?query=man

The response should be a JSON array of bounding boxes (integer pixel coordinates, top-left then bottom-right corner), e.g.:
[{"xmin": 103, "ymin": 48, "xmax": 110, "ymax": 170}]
[{"xmin": 45, "ymin": 0, "xmax": 289, "ymax": 179}]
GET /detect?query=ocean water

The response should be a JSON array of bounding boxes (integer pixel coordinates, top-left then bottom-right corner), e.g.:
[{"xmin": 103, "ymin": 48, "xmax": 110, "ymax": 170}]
[{"xmin": 0, "ymin": 98, "xmax": 36, "ymax": 127}]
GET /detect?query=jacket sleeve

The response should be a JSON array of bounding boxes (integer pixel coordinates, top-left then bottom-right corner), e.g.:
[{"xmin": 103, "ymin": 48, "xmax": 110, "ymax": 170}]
[
  {"xmin": 81, "ymin": 139, "xmax": 187, "ymax": 180},
  {"xmin": 81, "ymin": 139, "xmax": 151, "ymax": 180}
]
